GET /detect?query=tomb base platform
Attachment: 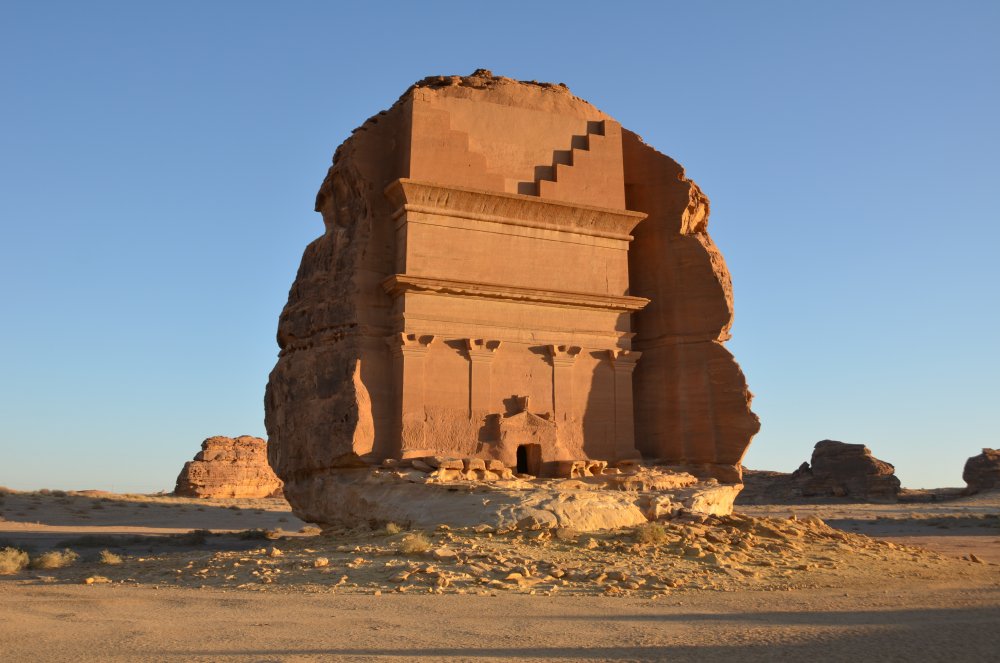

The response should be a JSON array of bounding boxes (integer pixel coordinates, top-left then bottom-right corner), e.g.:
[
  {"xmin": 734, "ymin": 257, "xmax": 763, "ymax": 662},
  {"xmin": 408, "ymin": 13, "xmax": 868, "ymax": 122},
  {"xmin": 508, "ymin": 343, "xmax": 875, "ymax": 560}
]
[{"xmin": 284, "ymin": 464, "xmax": 742, "ymax": 533}]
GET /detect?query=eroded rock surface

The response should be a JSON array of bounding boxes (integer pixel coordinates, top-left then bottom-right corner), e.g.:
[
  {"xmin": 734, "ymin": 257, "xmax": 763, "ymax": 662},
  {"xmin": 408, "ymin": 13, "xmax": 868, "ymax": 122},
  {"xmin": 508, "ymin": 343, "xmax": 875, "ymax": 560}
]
[
  {"xmin": 287, "ymin": 463, "xmax": 741, "ymax": 532},
  {"xmin": 805, "ymin": 440, "xmax": 900, "ymax": 499},
  {"xmin": 738, "ymin": 440, "xmax": 901, "ymax": 503},
  {"xmin": 963, "ymin": 448, "xmax": 1000, "ymax": 494},
  {"xmin": 174, "ymin": 436, "xmax": 284, "ymax": 499},
  {"xmin": 265, "ymin": 70, "xmax": 758, "ymax": 526}
]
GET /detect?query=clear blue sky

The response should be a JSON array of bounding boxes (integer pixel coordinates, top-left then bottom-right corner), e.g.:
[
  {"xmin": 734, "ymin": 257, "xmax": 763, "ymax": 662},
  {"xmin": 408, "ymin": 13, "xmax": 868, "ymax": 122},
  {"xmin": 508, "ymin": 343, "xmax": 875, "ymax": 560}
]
[{"xmin": 1, "ymin": 1, "xmax": 997, "ymax": 492}]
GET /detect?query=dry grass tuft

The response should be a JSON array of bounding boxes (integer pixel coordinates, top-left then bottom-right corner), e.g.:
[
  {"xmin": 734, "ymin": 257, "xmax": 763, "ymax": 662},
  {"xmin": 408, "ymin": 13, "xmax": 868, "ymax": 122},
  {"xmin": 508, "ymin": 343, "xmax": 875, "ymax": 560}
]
[
  {"xmin": 0, "ymin": 547, "xmax": 30, "ymax": 575},
  {"xmin": 31, "ymin": 549, "xmax": 79, "ymax": 570},
  {"xmin": 398, "ymin": 532, "xmax": 431, "ymax": 555},
  {"xmin": 634, "ymin": 522, "xmax": 668, "ymax": 545},
  {"xmin": 385, "ymin": 522, "xmax": 403, "ymax": 536},
  {"xmin": 238, "ymin": 528, "xmax": 269, "ymax": 540},
  {"xmin": 176, "ymin": 529, "xmax": 211, "ymax": 546},
  {"xmin": 99, "ymin": 550, "xmax": 123, "ymax": 565}
]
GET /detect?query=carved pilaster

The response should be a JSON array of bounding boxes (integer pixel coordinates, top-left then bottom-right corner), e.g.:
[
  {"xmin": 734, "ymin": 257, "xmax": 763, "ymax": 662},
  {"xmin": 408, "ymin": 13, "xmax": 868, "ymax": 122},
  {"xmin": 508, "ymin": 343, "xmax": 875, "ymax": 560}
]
[
  {"xmin": 465, "ymin": 338, "xmax": 501, "ymax": 416},
  {"xmin": 548, "ymin": 345, "xmax": 581, "ymax": 421},
  {"xmin": 387, "ymin": 333, "xmax": 436, "ymax": 456},
  {"xmin": 607, "ymin": 349, "xmax": 642, "ymax": 460}
]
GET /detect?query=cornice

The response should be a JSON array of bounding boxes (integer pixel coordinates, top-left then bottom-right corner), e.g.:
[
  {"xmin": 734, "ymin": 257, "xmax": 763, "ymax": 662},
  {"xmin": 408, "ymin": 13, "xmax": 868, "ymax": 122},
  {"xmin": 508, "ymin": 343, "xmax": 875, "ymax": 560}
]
[
  {"xmin": 382, "ymin": 274, "xmax": 649, "ymax": 312},
  {"xmin": 384, "ymin": 178, "xmax": 646, "ymax": 241}
]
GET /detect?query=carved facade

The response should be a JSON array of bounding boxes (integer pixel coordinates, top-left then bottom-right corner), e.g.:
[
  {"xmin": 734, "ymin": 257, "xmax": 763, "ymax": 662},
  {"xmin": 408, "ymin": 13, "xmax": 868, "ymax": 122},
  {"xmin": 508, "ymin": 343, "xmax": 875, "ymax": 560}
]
[
  {"xmin": 265, "ymin": 71, "xmax": 759, "ymax": 504},
  {"xmin": 380, "ymin": 177, "xmax": 647, "ymax": 473}
]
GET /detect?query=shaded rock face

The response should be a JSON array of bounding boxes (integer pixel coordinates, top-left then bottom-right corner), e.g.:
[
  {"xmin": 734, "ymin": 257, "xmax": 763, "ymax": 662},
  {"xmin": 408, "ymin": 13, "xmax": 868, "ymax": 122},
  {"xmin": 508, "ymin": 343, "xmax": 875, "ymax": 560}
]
[
  {"xmin": 265, "ymin": 70, "xmax": 758, "ymax": 525},
  {"xmin": 963, "ymin": 448, "xmax": 1000, "ymax": 494},
  {"xmin": 174, "ymin": 436, "xmax": 284, "ymax": 499},
  {"xmin": 804, "ymin": 440, "xmax": 900, "ymax": 499},
  {"xmin": 738, "ymin": 441, "xmax": 900, "ymax": 503}
]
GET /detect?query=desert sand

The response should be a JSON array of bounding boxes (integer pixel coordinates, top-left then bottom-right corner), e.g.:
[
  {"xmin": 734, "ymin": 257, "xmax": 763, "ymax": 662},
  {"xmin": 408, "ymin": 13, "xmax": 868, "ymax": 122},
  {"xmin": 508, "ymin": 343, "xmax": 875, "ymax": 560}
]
[{"xmin": 3, "ymin": 488, "xmax": 999, "ymax": 661}]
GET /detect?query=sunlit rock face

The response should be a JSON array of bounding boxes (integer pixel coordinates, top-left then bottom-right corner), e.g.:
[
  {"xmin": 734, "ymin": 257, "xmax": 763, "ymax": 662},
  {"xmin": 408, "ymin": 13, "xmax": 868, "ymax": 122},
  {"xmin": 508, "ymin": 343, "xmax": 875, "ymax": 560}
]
[
  {"xmin": 265, "ymin": 70, "xmax": 758, "ymax": 523},
  {"xmin": 174, "ymin": 436, "xmax": 283, "ymax": 499}
]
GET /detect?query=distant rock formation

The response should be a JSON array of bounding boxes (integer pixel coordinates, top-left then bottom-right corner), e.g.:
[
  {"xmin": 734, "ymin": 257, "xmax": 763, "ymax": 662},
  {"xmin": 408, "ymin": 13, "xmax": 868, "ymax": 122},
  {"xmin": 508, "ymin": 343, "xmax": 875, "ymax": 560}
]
[
  {"xmin": 174, "ymin": 436, "xmax": 284, "ymax": 499},
  {"xmin": 963, "ymin": 448, "xmax": 1000, "ymax": 494},
  {"xmin": 738, "ymin": 440, "xmax": 901, "ymax": 503}
]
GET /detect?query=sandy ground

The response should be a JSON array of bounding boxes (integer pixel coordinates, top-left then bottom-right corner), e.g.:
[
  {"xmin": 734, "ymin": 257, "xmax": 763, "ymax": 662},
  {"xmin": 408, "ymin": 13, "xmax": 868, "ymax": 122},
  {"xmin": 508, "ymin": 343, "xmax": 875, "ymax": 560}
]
[{"xmin": 3, "ymin": 488, "xmax": 1000, "ymax": 661}]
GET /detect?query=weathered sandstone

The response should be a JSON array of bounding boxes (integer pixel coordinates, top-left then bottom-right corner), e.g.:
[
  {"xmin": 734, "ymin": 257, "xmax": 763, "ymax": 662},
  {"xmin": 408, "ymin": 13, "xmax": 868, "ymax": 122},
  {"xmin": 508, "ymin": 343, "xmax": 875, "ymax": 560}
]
[
  {"xmin": 738, "ymin": 440, "xmax": 900, "ymax": 503},
  {"xmin": 287, "ymin": 464, "xmax": 741, "ymax": 532},
  {"xmin": 174, "ymin": 436, "xmax": 284, "ymax": 499},
  {"xmin": 805, "ymin": 440, "xmax": 900, "ymax": 499},
  {"xmin": 265, "ymin": 70, "xmax": 758, "ymax": 526},
  {"xmin": 963, "ymin": 448, "xmax": 1000, "ymax": 494}
]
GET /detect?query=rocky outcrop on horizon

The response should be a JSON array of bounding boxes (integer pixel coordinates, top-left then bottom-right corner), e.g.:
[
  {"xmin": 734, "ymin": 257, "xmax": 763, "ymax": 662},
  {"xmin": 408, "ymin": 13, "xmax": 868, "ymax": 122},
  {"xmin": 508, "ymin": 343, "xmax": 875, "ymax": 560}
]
[
  {"xmin": 963, "ymin": 448, "xmax": 1000, "ymax": 494},
  {"xmin": 803, "ymin": 440, "xmax": 901, "ymax": 499},
  {"xmin": 174, "ymin": 436, "xmax": 284, "ymax": 499},
  {"xmin": 738, "ymin": 440, "xmax": 901, "ymax": 503}
]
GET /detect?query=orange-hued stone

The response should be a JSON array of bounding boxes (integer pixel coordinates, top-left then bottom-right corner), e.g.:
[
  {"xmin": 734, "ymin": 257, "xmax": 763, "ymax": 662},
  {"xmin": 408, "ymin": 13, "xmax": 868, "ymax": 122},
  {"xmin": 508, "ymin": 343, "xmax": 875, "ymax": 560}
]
[
  {"xmin": 265, "ymin": 71, "xmax": 759, "ymax": 519},
  {"xmin": 174, "ymin": 436, "xmax": 283, "ymax": 499}
]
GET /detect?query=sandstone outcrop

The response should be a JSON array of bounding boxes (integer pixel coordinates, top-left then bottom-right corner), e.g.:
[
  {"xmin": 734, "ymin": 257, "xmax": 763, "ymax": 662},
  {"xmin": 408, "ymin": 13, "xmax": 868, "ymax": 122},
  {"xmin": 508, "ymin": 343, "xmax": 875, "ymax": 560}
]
[
  {"xmin": 738, "ymin": 440, "xmax": 900, "ymax": 503},
  {"xmin": 265, "ymin": 70, "xmax": 758, "ymax": 526},
  {"xmin": 174, "ymin": 436, "xmax": 284, "ymax": 499},
  {"xmin": 804, "ymin": 440, "xmax": 900, "ymax": 499},
  {"xmin": 288, "ymin": 463, "xmax": 741, "ymax": 532},
  {"xmin": 963, "ymin": 448, "xmax": 1000, "ymax": 494}
]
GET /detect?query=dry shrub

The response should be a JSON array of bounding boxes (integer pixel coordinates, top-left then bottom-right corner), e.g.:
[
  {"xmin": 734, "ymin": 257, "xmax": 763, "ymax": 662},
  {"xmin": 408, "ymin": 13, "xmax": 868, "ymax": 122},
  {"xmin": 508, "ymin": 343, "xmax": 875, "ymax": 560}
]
[
  {"xmin": 238, "ymin": 528, "xmax": 269, "ymax": 540},
  {"xmin": 176, "ymin": 530, "xmax": 211, "ymax": 546},
  {"xmin": 0, "ymin": 547, "xmax": 30, "ymax": 575},
  {"xmin": 99, "ymin": 550, "xmax": 123, "ymax": 565},
  {"xmin": 398, "ymin": 532, "xmax": 431, "ymax": 555},
  {"xmin": 385, "ymin": 522, "xmax": 403, "ymax": 536},
  {"xmin": 634, "ymin": 522, "xmax": 668, "ymax": 545},
  {"xmin": 31, "ymin": 549, "xmax": 79, "ymax": 570}
]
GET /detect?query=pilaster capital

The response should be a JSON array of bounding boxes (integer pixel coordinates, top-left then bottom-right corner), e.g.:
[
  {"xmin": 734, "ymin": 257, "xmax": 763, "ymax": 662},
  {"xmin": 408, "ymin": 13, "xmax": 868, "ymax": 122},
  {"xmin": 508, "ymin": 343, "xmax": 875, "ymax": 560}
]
[
  {"xmin": 465, "ymin": 338, "xmax": 502, "ymax": 361},
  {"xmin": 387, "ymin": 333, "xmax": 436, "ymax": 358},
  {"xmin": 547, "ymin": 344, "xmax": 581, "ymax": 367},
  {"xmin": 607, "ymin": 348, "xmax": 641, "ymax": 372}
]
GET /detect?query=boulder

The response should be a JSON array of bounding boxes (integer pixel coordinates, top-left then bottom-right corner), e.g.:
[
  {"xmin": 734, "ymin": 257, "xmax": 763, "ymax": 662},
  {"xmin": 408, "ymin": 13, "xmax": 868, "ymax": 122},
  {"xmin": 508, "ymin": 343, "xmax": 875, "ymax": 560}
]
[
  {"xmin": 963, "ymin": 448, "xmax": 1000, "ymax": 494},
  {"xmin": 737, "ymin": 442, "xmax": 900, "ymax": 503},
  {"xmin": 174, "ymin": 436, "xmax": 284, "ymax": 499},
  {"xmin": 804, "ymin": 440, "xmax": 900, "ymax": 499}
]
